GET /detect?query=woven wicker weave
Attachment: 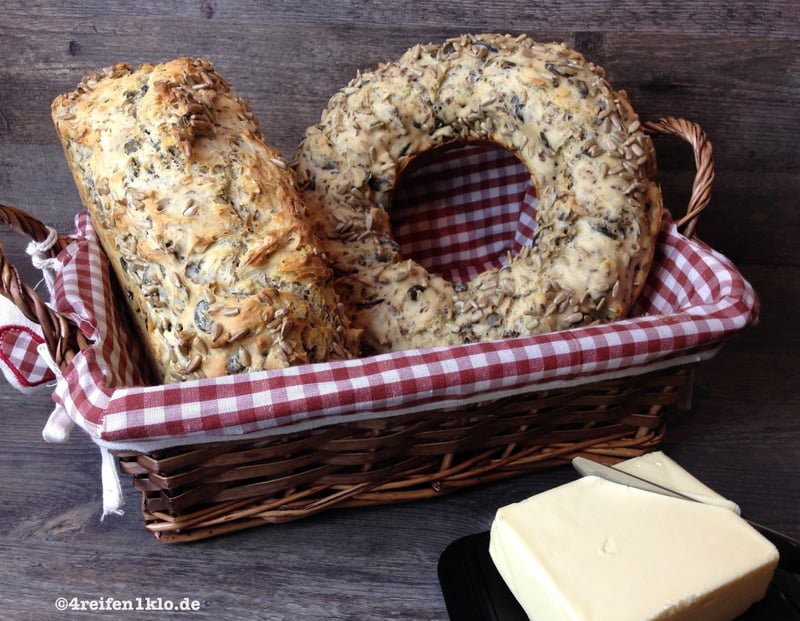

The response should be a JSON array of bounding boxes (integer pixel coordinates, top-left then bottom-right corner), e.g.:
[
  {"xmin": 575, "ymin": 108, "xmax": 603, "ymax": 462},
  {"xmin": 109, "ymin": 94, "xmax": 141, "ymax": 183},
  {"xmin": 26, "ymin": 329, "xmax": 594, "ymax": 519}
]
[{"xmin": 1, "ymin": 117, "xmax": 712, "ymax": 542}]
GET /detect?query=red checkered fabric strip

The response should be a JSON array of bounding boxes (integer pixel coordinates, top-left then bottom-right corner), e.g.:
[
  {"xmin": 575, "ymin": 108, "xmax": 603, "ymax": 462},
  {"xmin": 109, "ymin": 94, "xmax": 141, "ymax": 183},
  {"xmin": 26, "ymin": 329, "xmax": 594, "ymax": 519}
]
[
  {"xmin": 0, "ymin": 325, "xmax": 54, "ymax": 387},
  {"xmin": 56, "ymin": 212, "xmax": 150, "ymax": 390},
  {"xmin": 46, "ymin": 146, "xmax": 758, "ymax": 447}
]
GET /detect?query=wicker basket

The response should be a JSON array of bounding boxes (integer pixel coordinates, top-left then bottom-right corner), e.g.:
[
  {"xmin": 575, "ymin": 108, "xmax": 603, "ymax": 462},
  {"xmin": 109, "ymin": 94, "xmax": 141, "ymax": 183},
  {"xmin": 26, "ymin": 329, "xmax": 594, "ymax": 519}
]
[{"xmin": 1, "ymin": 118, "xmax": 724, "ymax": 543}]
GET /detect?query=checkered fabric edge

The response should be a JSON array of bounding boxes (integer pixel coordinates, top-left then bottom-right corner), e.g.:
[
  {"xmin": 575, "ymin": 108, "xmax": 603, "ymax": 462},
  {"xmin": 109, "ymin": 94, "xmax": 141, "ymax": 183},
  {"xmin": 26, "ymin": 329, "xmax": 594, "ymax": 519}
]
[{"xmin": 0, "ymin": 325, "xmax": 52, "ymax": 387}]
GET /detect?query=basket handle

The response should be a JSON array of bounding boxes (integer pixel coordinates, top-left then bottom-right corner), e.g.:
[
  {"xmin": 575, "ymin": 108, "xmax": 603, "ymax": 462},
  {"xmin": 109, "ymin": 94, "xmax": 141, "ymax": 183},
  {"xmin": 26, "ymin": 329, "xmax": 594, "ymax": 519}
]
[
  {"xmin": 0, "ymin": 203, "xmax": 84, "ymax": 369},
  {"xmin": 644, "ymin": 117, "xmax": 714, "ymax": 239}
]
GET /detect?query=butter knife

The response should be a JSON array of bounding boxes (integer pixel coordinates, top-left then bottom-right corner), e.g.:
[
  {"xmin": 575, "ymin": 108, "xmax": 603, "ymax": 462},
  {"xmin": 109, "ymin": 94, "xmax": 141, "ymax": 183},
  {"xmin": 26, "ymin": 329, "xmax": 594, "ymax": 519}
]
[{"xmin": 572, "ymin": 456, "xmax": 800, "ymax": 574}]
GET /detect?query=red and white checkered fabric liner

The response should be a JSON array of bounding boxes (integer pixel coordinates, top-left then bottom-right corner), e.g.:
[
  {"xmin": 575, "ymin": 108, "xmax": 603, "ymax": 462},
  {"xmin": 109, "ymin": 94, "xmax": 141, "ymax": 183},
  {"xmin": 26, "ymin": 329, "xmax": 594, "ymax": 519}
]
[
  {"xmin": 392, "ymin": 142, "xmax": 537, "ymax": 282},
  {"xmin": 10, "ymin": 143, "xmax": 758, "ymax": 451}
]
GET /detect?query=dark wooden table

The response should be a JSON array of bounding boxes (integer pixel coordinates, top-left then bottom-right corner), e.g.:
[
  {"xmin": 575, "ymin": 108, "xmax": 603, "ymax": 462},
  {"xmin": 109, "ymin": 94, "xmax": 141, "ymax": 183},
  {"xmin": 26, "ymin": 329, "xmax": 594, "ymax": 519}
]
[{"xmin": 1, "ymin": 2, "xmax": 798, "ymax": 619}]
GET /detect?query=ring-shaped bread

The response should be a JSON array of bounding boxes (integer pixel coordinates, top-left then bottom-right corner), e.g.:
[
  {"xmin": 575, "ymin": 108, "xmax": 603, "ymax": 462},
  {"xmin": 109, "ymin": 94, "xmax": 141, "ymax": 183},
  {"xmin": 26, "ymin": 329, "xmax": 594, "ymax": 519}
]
[{"xmin": 295, "ymin": 33, "xmax": 663, "ymax": 354}]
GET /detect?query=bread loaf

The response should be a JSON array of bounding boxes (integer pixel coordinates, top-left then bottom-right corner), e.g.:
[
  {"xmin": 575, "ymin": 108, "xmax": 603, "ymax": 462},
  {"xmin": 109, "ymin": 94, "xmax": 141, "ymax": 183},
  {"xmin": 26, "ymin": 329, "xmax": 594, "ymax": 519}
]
[
  {"xmin": 294, "ymin": 34, "xmax": 662, "ymax": 354},
  {"xmin": 52, "ymin": 58, "xmax": 360, "ymax": 383}
]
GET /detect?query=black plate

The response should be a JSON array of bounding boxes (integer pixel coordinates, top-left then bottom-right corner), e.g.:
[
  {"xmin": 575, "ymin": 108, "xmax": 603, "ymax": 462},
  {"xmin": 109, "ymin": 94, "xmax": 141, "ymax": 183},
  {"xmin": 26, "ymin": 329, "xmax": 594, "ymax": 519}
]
[{"xmin": 438, "ymin": 532, "xmax": 800, "ymax": 621}]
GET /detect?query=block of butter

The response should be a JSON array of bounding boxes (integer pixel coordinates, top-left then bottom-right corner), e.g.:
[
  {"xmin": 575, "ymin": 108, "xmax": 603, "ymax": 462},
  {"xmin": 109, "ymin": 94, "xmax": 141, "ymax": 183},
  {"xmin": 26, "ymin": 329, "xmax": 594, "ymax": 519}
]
[{"xmin": 489, "ymin": 453, "xmax": 779, "ymax": 621}]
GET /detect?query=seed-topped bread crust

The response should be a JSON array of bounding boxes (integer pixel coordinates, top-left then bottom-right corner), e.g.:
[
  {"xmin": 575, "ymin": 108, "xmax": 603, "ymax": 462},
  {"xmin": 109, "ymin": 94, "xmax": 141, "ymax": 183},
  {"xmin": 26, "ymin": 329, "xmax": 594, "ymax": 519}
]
[
  {"xmin": 52, "ymin": 57, "xmax": 360, "ymax": 382},
  {"xmin": 295, "ymin": 33, "xmax": 663, "ymax": 354}
]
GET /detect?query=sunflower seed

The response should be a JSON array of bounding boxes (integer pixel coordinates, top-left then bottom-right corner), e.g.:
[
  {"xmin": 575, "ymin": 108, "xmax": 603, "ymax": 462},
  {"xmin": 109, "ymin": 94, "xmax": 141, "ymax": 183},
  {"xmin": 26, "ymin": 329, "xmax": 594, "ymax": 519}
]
[
  {"xmin": 182, "ymin": 354, "xmax": 203, "ymax": 374},
  {"xmin": 229, "ymin": 328, "xmax": 250, "ymax": 343}
]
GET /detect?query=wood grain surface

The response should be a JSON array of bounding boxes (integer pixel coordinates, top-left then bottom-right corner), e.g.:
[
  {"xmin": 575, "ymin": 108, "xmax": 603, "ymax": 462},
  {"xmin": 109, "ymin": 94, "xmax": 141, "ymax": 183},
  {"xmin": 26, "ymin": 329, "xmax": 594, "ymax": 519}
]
[{"xmin": 1, "ymin": 2, "xmax": 798, "ymax": 619}]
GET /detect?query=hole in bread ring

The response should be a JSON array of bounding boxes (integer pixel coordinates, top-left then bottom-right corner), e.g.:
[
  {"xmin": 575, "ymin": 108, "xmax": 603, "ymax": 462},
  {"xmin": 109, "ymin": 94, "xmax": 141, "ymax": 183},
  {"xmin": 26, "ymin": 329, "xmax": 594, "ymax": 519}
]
[
  {"xmin": 392, "ymin": 141, "xmax": 536, "ymax": 284},
  {"xmin": 295, "ymin": 34, "xmax": 663, "ymax": 355}
]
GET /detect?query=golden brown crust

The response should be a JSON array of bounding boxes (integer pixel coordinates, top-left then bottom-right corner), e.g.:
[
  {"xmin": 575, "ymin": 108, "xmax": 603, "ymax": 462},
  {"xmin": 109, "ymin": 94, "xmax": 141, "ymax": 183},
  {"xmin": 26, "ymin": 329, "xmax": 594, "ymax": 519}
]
[
  {"xmin": 52, "ymin": 57, "xmax": 360, "ymax": 382},
  {"xmin": 295, "ymin": 34, "xmax": 663, "ymax": 353}
]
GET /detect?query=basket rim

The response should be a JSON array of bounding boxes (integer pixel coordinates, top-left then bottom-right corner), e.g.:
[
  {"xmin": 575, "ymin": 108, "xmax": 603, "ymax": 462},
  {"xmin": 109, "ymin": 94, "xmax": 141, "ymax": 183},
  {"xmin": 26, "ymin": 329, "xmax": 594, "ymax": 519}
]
[{"xmin": 99, "ymin": 344, "xmax": 716, "ymax": 455}]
